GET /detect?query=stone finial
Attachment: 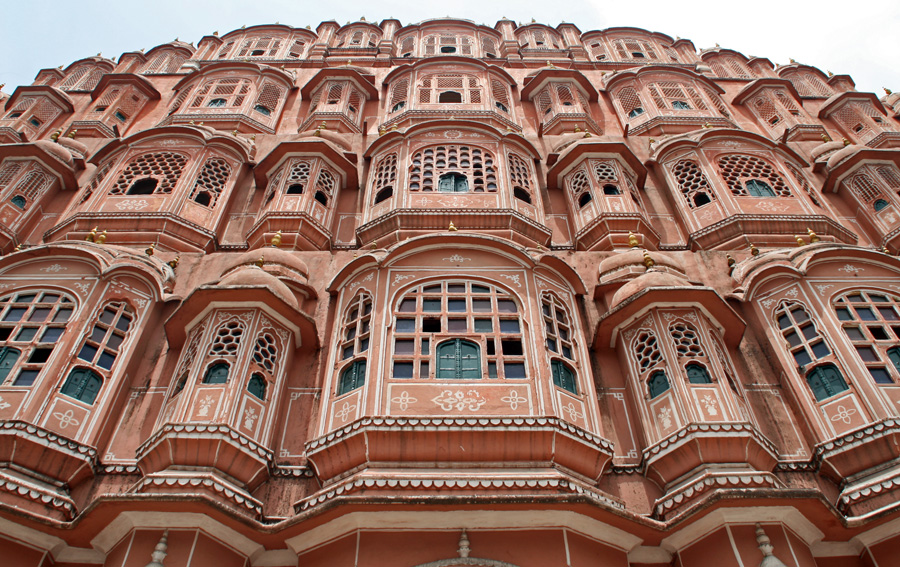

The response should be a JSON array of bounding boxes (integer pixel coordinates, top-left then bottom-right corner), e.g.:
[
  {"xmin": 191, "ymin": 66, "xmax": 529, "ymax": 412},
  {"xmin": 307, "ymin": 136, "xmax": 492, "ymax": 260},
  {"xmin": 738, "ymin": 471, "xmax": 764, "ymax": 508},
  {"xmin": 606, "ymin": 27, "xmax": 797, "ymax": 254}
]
[
  {"xmin": 547, "ymin": 60, "xmax": 555, "ymax": 69},
  {"xmin": 168, "ymin": 256, "xmax": 180, "ymax": 270},
  {"xmin": 85, "ymin": 226, "xmax": 98, "ymax": 242},
  {"xmin": 827, "ymin": 70, "xmax": 834, "ymax": 77},
  {"xmin": 96, "ymin": 230, "xmax": 108, "ymax": 244},
  {"xmin": 448, "ymin": 221, "xmax": 458, "ymax": 232},
  {"xmin": 255, "ymin": 254, "xmax": 265, "ymax": 267},
  {"xmin": 642, "ymin": 250, "xmax": 655, "ymax": 269},
  {"xmin": 886, "ymin": 87, "xmax": 893, "ymax": 95},
  {"xmin": 795, "ymin": 235, "xmax": 805, "ymax": 247},
  {"xmin": 789, "ymin": 58, "xmax": 796, "ymax": 64},
  {"xmin": 457, "ymin": 529, "xmax": 471, "ymax": 558},
  {"xmin": 145, "ymin": 530, "xmax": 169, "ymax": 567},
  {"xmin": 807, "ymin": 228, "xmax": 820, "ymax": 243},
  {"xmin": 271, "ymin": 230, "xmax": 282, "ymax": 247},
  {"xmin": 628, "ymin": 231, "xmax": 640, "ymax": 248},
  {"xmin": 750, "ymin": 242, "xmax": 760, "ymax": 256},
  {"xmin": 726, "ymin": 253, "xmax": 736, "ymax": 267},
  {"xmin": 67, "ymin": 129, "xmax": 77, "ymax": 139},
  {"xmin": 145, "ymin": 244, "xmax": 155, "ymax": 256},
  {"xmin": 715, "ymin": 43, "xmax": 720, "ymax": 48},
  {"xmin": 574, "ymin": 125, "xmax": 581, "ymax": 133},
  {"xmin": 213, "ymin": 30, "xmax": 218, "ymax": 36},
  {"xmin": 755, "ymin": 524, "xmax": 788, "ymax": 567}
]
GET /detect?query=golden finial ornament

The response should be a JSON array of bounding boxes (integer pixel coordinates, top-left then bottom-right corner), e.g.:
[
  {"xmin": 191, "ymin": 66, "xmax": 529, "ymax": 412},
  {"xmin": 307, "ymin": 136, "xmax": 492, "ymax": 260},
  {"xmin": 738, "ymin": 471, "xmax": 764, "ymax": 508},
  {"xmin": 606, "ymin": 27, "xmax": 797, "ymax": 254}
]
[
  {"xmin": 448, "ymin": 221, "xmax": 458, "ymax": 232},
  {"xmin": 843, "ymin": 138, "xmax": 851, "ymax": 146},
  {"xmin": 750, "ymin": 242, "xmax": 759, "ymax": 256},
  {"xmin": 345, "ymin": 59, "xmax": 352, "ymax": 67},
  {"xmin": 378, "ymin": 126, "xmax": 386, "ymax": 136},
  {"xmin": 390, "ymin": 123, "xmax": 398, "ymax": 131},
  {"xmin": 574, "ymin": 125, "xmax": 581, "ymax": 133},
  {"xmin": 213, "ymin": 30, "xmax": 218, "ymax": 36},
  {"xmin": 795, "ymin": 235, "xmax": 805, "ymax": 247},
  {"xmin": 715, "ymin": 43, "xmax": 720, "ymax": 48},
  {"xmin": 726, "ymin": 253, "xmax": 736, "ymax": 268},
  {"xmin": 821, "ymin": 133, "xmax": 831, "ymax": 143},
  {"xmin": 14, "ymin": 244, "xmax": 22, "ymax": 252},
  {"xmin": 584, "ymin": 131, "xmax": 592, "ymax": 138},
  {"xmin": 168, "ymin": 256, "xmax": 180, "ymax": 270},
  {"xmin": 885, "ymin": 87, "xmax": 893, "ymax": 95},
  {"xmin": 827, "ymin": 70, "xmax": 834, "ymax": 77},
  {"xmin": 789, "ymin": 58, "xmax": 796, "ymax": 64},
  {"xmin": 250, "ymin": 134, "xmax": 256, "ymax": 143},
  {"xmin": 255, "ymin": 254, "xmax": 265, "ymax": 267},
  {"xmin": 145, "ymin": 244, "xmax": 155, "ymax": 256},
  {"xmin": 96, "ymin": 230, "xmax": 108, "ymax": 245},
  {"xmin": 232, "ymin": 130, "xmax": 238, "ymax": 136},
  {"xmin": 85, "ymin": 226, "xmax": 98, "ymax": 242},
  {"xmin": 642, "ymin": 250, "xmax": 655, "ymax": 269},
  {"xmin": 66, "ymin": 129, "xmax": 77, "ymax": 139},
  {"xmin": 50, "ymin": 130, "xmax": 61, "ymax": 142},
  {"xmin": 271, "ymin": 230, "xmax": 282, "ymax": 247},
  {"xmin": 628, "ymin": 231, "xmax": 640, "ymax": 248},
  {"xmin": 807, "ymin": 228, "xmax": 820, "ymax": 243},
  {"xmin": 882, "ymin": 246, "xmax": 891, "ymax": 254}
]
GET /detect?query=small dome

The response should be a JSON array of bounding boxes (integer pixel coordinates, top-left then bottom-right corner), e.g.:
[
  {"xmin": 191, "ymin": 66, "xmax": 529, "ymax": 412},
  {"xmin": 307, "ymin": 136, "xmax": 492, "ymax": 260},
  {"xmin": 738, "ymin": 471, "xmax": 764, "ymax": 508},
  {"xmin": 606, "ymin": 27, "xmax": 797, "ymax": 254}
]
[
  {"xmin": 826, "ymin": 143, "xmax": 865, "ymax": 170},
  {"xmin": 599, "ymin": 248, "xmax": 686, "ymax": 279},
  {"xmin": 35, "ymin": 140, "xmax": 73, "ymax": 167},
  {"xmin": 226, "ymin": 247, "xmax": 309, "ymax": 280},
  {"xmin": 56, "ymin": 136, "xmax": 89, "ymax": 159},
  {"xmin": 609, "ymin": 270, "xmax": 690, "ymax": 310},
  {"xmin": 809, "ymin": 140, "xmax": 844, "ymax": 163},
  {"xmin": 218, "ymin": 266, "xmax": 299, "ymax": 310}
]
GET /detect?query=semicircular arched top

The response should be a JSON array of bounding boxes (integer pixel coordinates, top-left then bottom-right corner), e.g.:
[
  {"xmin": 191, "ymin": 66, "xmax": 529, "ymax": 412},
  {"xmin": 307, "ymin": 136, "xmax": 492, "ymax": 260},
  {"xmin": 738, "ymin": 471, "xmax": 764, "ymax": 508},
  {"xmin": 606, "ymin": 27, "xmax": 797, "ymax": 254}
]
[
  {"xmin": 410, "ymin": 558, "xmax": 523, "ymax": 567},
  {"xmin": 88, "ymin": 124, "xmax": 254, "ymax": 165},
  {"xmin": 603, "ymin": 65, "xmax": 725, "ymax": 95},
  {"xmin": 382, "ymin": 57, "xmax": 516, "ymax": 87},
  {"xmin": 364, "ymin": 120, "xmax": 541, "ymax": 160},
  {"xmin": 649, "ymin": 127, "xmax": 808, "ymax": 167}
]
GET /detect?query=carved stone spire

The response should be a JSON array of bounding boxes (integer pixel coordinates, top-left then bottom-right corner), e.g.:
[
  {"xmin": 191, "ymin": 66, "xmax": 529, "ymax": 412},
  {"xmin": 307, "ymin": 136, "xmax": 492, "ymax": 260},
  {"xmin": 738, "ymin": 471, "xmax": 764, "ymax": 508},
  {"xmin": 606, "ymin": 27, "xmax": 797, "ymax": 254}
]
[
  {"xmin": 145, "ymin": 530, "xmax": 169, "ymax": 567},
  {"xmin": 755, "ymin": 524, "xmax": 787, "ymax": 567},
  {"xmin": 457, "ymin": 529, "xmax": 471, "ymax": 558}
]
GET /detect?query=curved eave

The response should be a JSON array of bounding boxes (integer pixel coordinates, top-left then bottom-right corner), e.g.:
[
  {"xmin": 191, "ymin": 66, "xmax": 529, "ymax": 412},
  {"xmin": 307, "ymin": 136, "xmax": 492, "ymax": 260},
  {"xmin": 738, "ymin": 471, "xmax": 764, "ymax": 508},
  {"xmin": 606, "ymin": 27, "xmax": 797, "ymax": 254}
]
[
  {"xmin": 164, "ymin": 285, "xmax": 318, "ymax": 349},
  {"xmin": 144, "ymin": 42, "xmax": 196, "ymax": 59},
  {"xmin": 4, "ymin": 85, "xmax": 75, "ymax": 113},
  {"xmin": 596, "ymin": 27, "xmax": 676, "ymax": 45},
  {"xmin": 91, "ymin": 74, "xmax": 161, "ymax": 101},
  {"xmin": 734, "ymin": 244, "xmax": 900, "ymax": 300},
  {"xmin": 395, "ymin": 19, "xmax": 501, "ymax": 40},
  {"xmin": 595, "ymin": 286, "xmax": 746, "ymax": 349},
  {"xmin": 334, "ymin": 22, "xmax": 384, "ymax": 37},
  {"xmin": 821, "ymin": 147, "xmax": 900, "ymax": 193},
  {"xmin": 171, "ymin": 61, "xmax": 296, "ymax": 92},
  {"xmin": 521, "ymin": 69, "xmax": 598, "ymax": 102},
  {"xmin": 218, "ymin": 24, "xmax": 304, "ymax": 42},
  {"xmin": 254, "ymin": 139, "xmax": 359, "ymax": 191},
  {"xmin": 818, "ymin": 91, "xmax": 887, "ymax": 119},
  {"xmin": 89, "ymin": 125, "xmax": 253, "ymax": 165},
  {"xmin": 547, "ymin": 141, "xmax": 647, "ymax": 188},
  {"xmin": 382, "ymin": 233, "xmax": 537, "ymax": 268},
  {"xmin": 62, "ymin": 57, "xmax": 115, "ymax": 74},
  {"xmin": 604, "ymin": 65, "xmax": 725, "ymax": 95},
  {"xmin": 535, "ymin": 255, "xmax": 589, "ymax": 296},
  {"xmin": 300, "ymin": 68, "xmax": 378, "ymax": 99},
  {"xmin": 827, "ymin": 74, "xmax": 855, "ymax": 89},
  {"xmin": 363, "ymin": 120, "xmax": 541, "ymax": 159},
  {"xmin": 777, "ymin": 64, "xmax": 827, "ymax": 81},
  {"xmin": 0, "ymin": 143, "xmax": 78, "ymax": 187},
  {"xmin": 651, "ymin": 128, "xmax": 808, "ymax": 167},
  {"xmin": 382, "ymin": 56, "xmax": 516, "ymax": 86},
  {"xmin": 700, "ymin": 48, "xmax": 750, "ymax": 63},
  {"xmin": 732, "ymin": 78, "xmax": 803, "ymax": 106}
]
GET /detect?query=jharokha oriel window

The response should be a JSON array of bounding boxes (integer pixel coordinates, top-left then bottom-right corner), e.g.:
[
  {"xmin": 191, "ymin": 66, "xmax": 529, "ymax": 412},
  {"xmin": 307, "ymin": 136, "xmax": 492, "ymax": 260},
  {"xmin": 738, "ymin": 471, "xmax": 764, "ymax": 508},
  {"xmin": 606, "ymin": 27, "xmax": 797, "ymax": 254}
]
[
  {"xmin": 0, "ymin": 291, "xmax": 74, "ymax": 388},
  {"xmin": 632, "ymin": 329, "xmax": 669, "ymax": 399},
  {"xmin": 408, "ymin": 145, "xmax": 497, "ymax": 193},
  {"xmin": 834, "ymin": 290, "xmax": 900, "ymax": 385},
  {"xmin": 391, "ymin": 281, "xmax": 525, "ymax": 380},
  {"xmin": 337, "ymin": 293, "xmax": 372, "ymax": 396},
  {"xmin": 541, "ymin": 293, "xmax": 578, "ymax": 394}
]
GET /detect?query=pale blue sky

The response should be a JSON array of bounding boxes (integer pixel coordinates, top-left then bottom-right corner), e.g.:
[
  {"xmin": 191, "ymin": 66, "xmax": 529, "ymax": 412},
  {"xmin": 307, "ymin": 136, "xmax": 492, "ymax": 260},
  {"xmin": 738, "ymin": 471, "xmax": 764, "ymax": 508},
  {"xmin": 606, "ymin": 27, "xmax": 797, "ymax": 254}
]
[{"xmin": 1, "ymin": 0, "xmax": 898, "ymax": 96}]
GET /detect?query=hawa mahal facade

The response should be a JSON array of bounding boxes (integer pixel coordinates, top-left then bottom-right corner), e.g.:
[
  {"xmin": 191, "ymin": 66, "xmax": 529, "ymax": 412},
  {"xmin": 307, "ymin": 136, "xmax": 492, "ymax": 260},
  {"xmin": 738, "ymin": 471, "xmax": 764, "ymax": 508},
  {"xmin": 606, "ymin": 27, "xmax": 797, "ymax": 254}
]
[{"xmin": 0, "ymin": 17, "xmax": 899, "ymax": 567}]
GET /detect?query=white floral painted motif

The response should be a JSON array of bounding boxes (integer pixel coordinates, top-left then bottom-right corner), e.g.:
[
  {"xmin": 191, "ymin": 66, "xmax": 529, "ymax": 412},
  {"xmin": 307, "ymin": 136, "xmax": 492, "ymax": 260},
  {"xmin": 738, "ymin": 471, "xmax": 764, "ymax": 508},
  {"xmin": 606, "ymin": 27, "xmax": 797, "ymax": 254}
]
[
  {"xmin": 431, "ymin": 390, "xmax": 487, "ymax": 412},
  {"xmin": 443, "ymin": 254, "xmax": 471, "ymax": 263},
  {"xmin": 198, "ymin": 395, "xmax": 215, "ymax": 417},
  {"xmin": 561, "ymin": 402, "xmax": 584, "ymax": 421},
  {"xmin": 53, "ymin": 409, "xmax": 80, "ymax": 429},
  {"xmin": 701, "ymin": 395, "xmax": 719, "ymax": 416},
  {"xmin": 40, "ymin": 264, "xmax": 66, "ymax": 273},
  {"xmin": 830, "ymin": 405, "xmax": 857, "ymax": 425},
  {"xmin": 115, "ymin": 199, "xmax": 150, "ymax": 211},
  {"xmin": 657, "ymin": 406, "xmax": 673, "ymax": 429},
  {"xmin": 243, "ymin": 407, "xmax": 258, "ymax": 430},
  {"xmin": 501, "ymin": 390, "xmax": 527, "ymax": 411},
  {"xmin": 335, "ymin": 400, "xmax": 357, "ymax": 423},
  {"xmin": 391, "ymin": 391, "xmax": 418, "ymax": 411},
  {"xmin": 0, "ymin": 396, "xmax": 10, "ymax": 410}
]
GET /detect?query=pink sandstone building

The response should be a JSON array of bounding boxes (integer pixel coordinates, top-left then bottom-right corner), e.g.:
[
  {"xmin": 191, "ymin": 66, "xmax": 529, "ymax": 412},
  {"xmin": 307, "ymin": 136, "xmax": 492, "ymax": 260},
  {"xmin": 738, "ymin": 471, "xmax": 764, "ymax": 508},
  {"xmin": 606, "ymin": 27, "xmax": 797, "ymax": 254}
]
[{"xmin": 0, "ymin": 17, "xmax": 900, "ymax": 567}]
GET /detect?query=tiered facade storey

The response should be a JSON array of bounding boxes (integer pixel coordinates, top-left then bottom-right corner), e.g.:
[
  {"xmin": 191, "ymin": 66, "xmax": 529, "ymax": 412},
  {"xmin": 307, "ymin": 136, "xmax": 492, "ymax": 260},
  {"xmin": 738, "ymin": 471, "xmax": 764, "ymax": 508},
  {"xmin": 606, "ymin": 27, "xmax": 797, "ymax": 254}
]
[{"xmin": 0, "ymin": 17, "xmax": 900, "ymax": 567}]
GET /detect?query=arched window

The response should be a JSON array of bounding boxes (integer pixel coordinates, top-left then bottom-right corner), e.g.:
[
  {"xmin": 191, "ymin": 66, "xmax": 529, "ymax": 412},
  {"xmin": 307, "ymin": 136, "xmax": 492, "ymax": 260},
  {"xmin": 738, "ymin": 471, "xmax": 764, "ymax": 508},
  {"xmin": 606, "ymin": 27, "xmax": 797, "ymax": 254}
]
[
  {"xmin": 617, "ymin": 87, "xmax": 644, "ymax": 119},
  {"xmin": 686, "ymin": 363, "xmax": 712, "ymax": 384},
  {"xmin": 208, "ymin": 318, "xmax": 245, "ymax": 359},
  {"xmin": 672, "ymin": 159, "xmax": 715, "ymax": 208},
  {"xmin": 141, "ymin": 49, "xmax": 187, "ymax": 74},
  {"xmin": 392, "ymin": 281, "xmax": 525, "ymax": 380},
  {"xmin": 253, "ymin": 82, "xmax": 286, "ymax": 118},
  {"xmin": 338, "ymin": 359, "xmax": 366, "ymax": 395},
  {"xmin": 776, "ymin": 301, "xmax": 831, "ymax": 370},
  {"xmin": 874, "ymin": 199, "xmax": 889, "ymax": 212},
  {"xmin": 718, "ymin": 155, "xmax": 791, "ymax": 197},
  {"xmin": 648, "ymin": 371, "xmax": 670, "ymax": 398},
  {"xmin": 283, "ymin": 160, "xmax": 311, "ymax": 195},
  {"xmin": 76, "ymin": 302, "xmax": 133, "ymax": 371},
  {"xmin": 109, "ymin": 152, "xmax": 188, "ymax": 196},
  {"xmin": 491, "ymin": 80, "xmax": 511, "ymax": 113},
  {"xmin": 236, "ymin": 36, "xmax": 283, "ymax": 58},
  {"xmin": 409, "ymin": 146, "xmax": 496, "ymax": 192},
  {"xmin": 247, "ymin": 373, "xmax": 267, "ymax": 400},
  {"xmin": 388, "ymin": 79, "xmax": 409, "ymax": 113},
  {"xmin": 613, "ymin": 38, "xmax": 658, "ymax": 60},
  {"xmin": 542, "ymin": 294, "xmax": 574, "ymax": 360},
  {"xmin": 417, "ymin": 74, "xmax": 482, "ymax": 104},
  {"xmin": 437, "ymin": 339, "xmax": 481, "ymax": 379},
  {"xmin": 784, "ymin": 72, "xmax": 832, "ymax": 98},
  {"xmin": 190, "ymin": 157, "xmax": 232, "ymax": 208},
  {"xmin": 834, "ymin": 290, "xmax": 900, "ymax": 384},
  {"xmin": 422, "ymin": 34, "xmax": 474, "ymax": 57},
  {"xmin": 372, "ymin": 153, "xmax": 398, "ymax": 201},
  {"xmin": 848, "ymin": 172, "xmax": 887, "ymax": 209},
  {"xmin": 203, "ymin": 362, "xmax": 230, "ymax": 384},
  {"xmin": 61, "ymin": 368, "xmax": 103, "ymax": 404},
  {"xmin": 251, "ymin": 332, "xmax": 278, "ymax": 376},
  {"xmin": 0, "ymin": 291, "xmax": 74, "ymax": 387},
  {"xmin": 339, "ymin": 293, "xmax": 372, "ymax": 361},
  {"xmin": 806, "ymin": 364, "xmax": 849, "ymax": 401},
  {"xmin": 507, "ymin": 153, "xmax": 534, "ymax": 204},
  {"xmin": 551, "ymin": 360, "xmax": 578, "ymax": 394},
  {"xmin": 745, "ymin": 179, "xmax": 776, "ymax": 197},
  {"xmin": 647, "ymin": 82, "xmax": 708, "ymax": 112}
]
